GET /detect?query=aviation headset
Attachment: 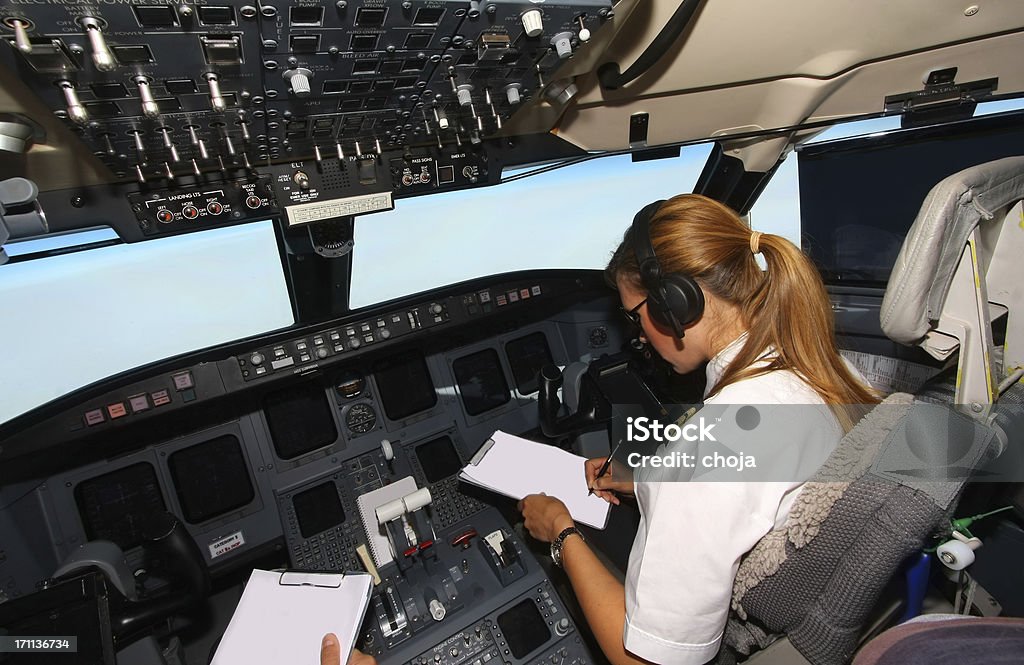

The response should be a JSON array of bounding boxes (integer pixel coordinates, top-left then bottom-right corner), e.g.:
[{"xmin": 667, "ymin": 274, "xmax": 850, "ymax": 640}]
[{"xmin": 631, "ymin": 200, "xmax": 705, "ymax": 338}]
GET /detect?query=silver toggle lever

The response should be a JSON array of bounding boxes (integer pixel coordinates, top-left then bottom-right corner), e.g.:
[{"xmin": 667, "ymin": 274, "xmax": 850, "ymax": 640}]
[
  {"xmin": 237, "ymin": 112, "xmax": 251, "ymax": 142},
  {"xmin": 433, "ymin": 106, "xmax": 449, "ymax": 130},
  {"xmin": 80, "ymin": 17, "xmax": 116, "ymax": 72},
  {"xmin": 159, "ymin": 127, "xmax": 180, "ymax": 162},
  {"xmin": 131, "ymin": 130, "xmax": 146, "ymax": 161},
  {"xmin": 205, "ymin": 73, "xmax": 227, "ymax": 112},
  {"xmin": 135, "ymin": 77, "xmax": 160, "ymax": 119},
  {"xmin": 57, "ymin": 81, "xmax": 88, "ymax": 125},
  {"xmin": 12, "ymin": 19, "xmax": 32, "ymax": 54}
]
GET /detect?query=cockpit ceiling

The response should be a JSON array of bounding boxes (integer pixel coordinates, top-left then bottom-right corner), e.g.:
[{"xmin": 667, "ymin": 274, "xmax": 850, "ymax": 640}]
[
  {"xmin": 535, "ymin": 0, "xmax": 1024, "ymax": 152},
  {"xmin": 554, "ymin": 30, "xmax": 1024, "ymax": 155}
]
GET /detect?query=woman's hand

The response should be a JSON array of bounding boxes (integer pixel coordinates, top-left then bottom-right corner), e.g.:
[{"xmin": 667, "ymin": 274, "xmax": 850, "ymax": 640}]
[
  {"xmin": 585, "ymin": 457, "xmax": 634, "ymax": 506},
  {"xmin": 517, "ymin": 494, "xmax": 575, "ymax": 543},
  {"xmin": 321, "ymin": 634, "xmax": 377, "ymax": 665}
]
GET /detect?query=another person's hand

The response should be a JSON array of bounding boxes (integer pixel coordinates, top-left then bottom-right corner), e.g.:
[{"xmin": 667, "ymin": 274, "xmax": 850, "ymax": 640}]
[
  {"xmin": 585, "ymin": 457, "xmax": 634, "ymax": 505},
  {"xmin": 517, "ymin": 494, "xmax": 574, "ymax": 543},
  {"xmin": 321, "ymin": 634, "xmax": 377, "ymax": 665}
]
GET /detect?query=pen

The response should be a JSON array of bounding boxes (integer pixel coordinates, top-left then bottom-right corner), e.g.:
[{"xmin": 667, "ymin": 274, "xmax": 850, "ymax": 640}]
[{"xmin": 589, "ymin": 437, "xmax": 625, "ymax": 495}]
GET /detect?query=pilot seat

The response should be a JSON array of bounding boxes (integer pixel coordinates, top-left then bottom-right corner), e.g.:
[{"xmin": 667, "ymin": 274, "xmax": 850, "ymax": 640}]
[{"xmin": 719, "ymin": 156, "xmax": 1024, "ymax": 664}]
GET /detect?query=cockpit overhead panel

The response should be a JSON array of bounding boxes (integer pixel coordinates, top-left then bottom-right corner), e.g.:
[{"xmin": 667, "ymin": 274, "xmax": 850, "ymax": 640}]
[{"xmin": 0, "ymin": 0, "xmax": 614, "ymax": 185}]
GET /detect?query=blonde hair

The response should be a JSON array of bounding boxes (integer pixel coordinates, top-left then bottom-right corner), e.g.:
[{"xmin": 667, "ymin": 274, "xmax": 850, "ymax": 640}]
[{"xmin": 606, "ymin": 194, "xmax": 878, "ymax": 430}]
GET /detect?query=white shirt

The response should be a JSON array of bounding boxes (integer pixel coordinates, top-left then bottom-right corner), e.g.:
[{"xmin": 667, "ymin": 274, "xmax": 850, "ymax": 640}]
[{"xmin": 621, "ymin": 336, "xmax": 845, "ymax": 664}]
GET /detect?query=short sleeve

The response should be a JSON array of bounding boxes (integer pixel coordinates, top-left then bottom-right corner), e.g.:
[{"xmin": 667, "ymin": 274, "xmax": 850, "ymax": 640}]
[{"xmin": 623, "ymin": 481, "xmax": 794, "ymax": 664}]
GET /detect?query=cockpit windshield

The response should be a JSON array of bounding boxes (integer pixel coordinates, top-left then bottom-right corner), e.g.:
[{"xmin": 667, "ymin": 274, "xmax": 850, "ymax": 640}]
[
  {"xmin": 0, "ymin": 146, "xmax": 721, "ymax": 424},
  {"xmin": 0, "ymin": 221, "xmax": 293, "ymax": 424},
  {"xmin": 350, "ymin": 146, "xmax": 713, "ymax": 308}
]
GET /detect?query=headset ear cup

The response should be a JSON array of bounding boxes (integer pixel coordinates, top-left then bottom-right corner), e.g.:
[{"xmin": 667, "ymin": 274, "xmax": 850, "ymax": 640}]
[
  {"xmin": 661, "ymin": 274, "xmax": 705, "ymax": 328},
  {"xmin": 644, "ymin": 287, "xmax": 677, "ymax": 333}
]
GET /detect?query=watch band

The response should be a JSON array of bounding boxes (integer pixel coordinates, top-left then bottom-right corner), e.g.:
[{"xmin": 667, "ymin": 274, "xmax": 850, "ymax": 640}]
[{"xmin": 551, "ymin": 526, "xmax": 584, "ymax": 567}]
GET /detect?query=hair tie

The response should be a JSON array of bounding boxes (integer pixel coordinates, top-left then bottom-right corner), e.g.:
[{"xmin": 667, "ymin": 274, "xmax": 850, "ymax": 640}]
[{"xmin": 749, "ymin": 231, "xmax": 763, "ymax": 255}]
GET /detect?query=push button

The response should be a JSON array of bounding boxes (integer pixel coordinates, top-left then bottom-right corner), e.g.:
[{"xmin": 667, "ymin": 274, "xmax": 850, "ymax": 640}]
[
  {"xmin": 172, "ymin": 371, "xmax": 194, "ymax": 391},
  {"xmin": 84, "ymin": 409, "xmax": 105, "ymax": 426},
  {"xmin": 107, "ymin": 402, "xmax": 128, "ymax": 419},
  {"xmin": 128, "ymin": 394, "xmax": 150, "ymax": 413}
]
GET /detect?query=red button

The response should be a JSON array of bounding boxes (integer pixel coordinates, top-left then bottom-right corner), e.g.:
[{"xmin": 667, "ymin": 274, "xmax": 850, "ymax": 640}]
[
  {"xmin": 107, "ymin": 403, "xmax": 128, "ymax": 419},
  {"xmin": 157, "ymin": 209, "xmax": 174, "ymax": 223}
]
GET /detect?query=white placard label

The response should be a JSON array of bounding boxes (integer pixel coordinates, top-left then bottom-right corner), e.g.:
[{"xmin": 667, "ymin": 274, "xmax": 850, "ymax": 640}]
[
  {"xmin": 208, "ymin": 531, "xmax": 246, "ymax": 559},
  {"xmin": 285, "ymin": 192, "xmax": 394, "ymax": 226}
]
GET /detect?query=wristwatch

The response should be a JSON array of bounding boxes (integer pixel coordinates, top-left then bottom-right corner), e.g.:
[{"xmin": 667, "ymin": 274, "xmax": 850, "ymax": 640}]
[{"xmin": 550, "ymin": 526, "xmax": 584, "ymax": 568}]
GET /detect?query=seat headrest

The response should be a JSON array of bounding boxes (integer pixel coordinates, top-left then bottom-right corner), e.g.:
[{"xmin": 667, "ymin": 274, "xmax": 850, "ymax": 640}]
[{"xmin": 881, "ymin": 156, "xmax": 1024, "ymax": 345}]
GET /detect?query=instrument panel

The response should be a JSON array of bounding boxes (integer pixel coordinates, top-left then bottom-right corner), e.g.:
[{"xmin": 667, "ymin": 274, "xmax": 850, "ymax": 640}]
[
  {"xmin": 0, "ymin": 281, "xmax": 627, "ymax": 663},
  {"xmin": 0, "ymin": 274, "xmax": 583, "ymax": 458}
]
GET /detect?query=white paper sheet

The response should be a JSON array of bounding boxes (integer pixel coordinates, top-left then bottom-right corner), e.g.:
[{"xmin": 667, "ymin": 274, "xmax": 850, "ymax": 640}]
[
  {"xmin": 460, "ymin": 430, "xmax": 610, "ymax": 529},
  {"xmin": 211, "ymin": 569, "xmax": 373, "ymax": 665}
]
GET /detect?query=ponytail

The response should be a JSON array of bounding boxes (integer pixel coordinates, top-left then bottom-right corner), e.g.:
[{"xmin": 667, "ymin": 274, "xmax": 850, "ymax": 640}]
[
  {"xmin": 607, "ymin": 194, "xmax": 879, "ymax": 431},
  {"xmin": 732, "ymin": 232, "xmax": 879, "ymax": 430}
]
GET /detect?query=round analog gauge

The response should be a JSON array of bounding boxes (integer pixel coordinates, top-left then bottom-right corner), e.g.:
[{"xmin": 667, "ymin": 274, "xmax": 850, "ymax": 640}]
[
  {"xmin": 345, "ymin": 403, "xmax": 377, "ymax": 434},
  {"xmin": 336, "ymin": 372, "xmax": 365, "ymax": 399},
  {"xmin": 589, "ymin": 326, "xmax": 608, "ymax": 348}
]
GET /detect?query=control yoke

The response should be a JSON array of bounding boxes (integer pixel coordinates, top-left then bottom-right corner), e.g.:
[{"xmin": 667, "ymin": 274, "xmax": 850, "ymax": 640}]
[
  {"xmin": 537, "ymin": 363, "xmax": 611, "ymax": 440},
  {"xmin": 116, "ymin": 512, "xmax": 211, "ymax": 642},
  {"xmin": 54, "ymin": 512, "xmax": 211, "ymax": 644}
]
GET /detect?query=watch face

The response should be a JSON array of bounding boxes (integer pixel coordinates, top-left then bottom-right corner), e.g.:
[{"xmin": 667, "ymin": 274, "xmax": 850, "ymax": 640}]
[{"xmin": 550, "ymin": 541, "xmax": 562, "ymax": 567}]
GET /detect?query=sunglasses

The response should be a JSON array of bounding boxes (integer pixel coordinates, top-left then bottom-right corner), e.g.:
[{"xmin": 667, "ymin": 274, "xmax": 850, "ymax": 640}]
[{"xmin": 620, "ymin": 298, "xmax": 648, "ymax": 329}]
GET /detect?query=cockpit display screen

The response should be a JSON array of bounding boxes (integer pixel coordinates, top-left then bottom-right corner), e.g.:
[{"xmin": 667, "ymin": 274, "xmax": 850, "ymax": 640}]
[
  {"xmin": 374, "ymin": 352, "xmax": 437, "ymax": 421},
  {"xmin": 75, "ymin": 462, "xmax": 167, "ymax": 551},
  {"xmin": 453, "ymin": 348, "xmax": 510, "ymax": 416},
  {"xmin": 264, "ymin": 382, "xmax": 338, "ymax": 460},
  {"xmin": 415, "ymin": 435, "xmax": 462, "ymax": 484},
  {"xmin": 292, "ymin": 481, "xmax": 345, "ymax": 539},
  {"xmin": 505, "ymin": 332, "xmax": 554, "ymax": 395},
  {"xmin": 168, "ymin": 435, "xmax": 255, "ymax": 524},
  {"xmin": 497, "ymin": 599, "xmax": 551, "ymax": 659}
]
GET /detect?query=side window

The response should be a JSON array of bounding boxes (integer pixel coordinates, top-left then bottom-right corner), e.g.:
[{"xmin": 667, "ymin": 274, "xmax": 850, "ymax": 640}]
[{"xmin": 748, "ymin": 98, "xmax": 1024, "ymax": 249}]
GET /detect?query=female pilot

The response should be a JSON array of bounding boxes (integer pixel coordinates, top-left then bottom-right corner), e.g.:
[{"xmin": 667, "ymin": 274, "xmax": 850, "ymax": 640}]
[{"xmin": 519, "ymin": 194, "xmax": 877, "ymax": 665}]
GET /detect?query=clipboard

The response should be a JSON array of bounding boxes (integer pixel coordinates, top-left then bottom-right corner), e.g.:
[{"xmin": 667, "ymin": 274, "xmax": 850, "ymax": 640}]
[
  {"xmin": 278, "ymin": 571, "xmax": 346, "ymax": 588},
  {"xmin": 459, "ymin": 430, "xmax": 611, "ymax": 529},
  {"xmin": 211, "ymin": 568, "xmax": 373, "ymax": 665}
]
